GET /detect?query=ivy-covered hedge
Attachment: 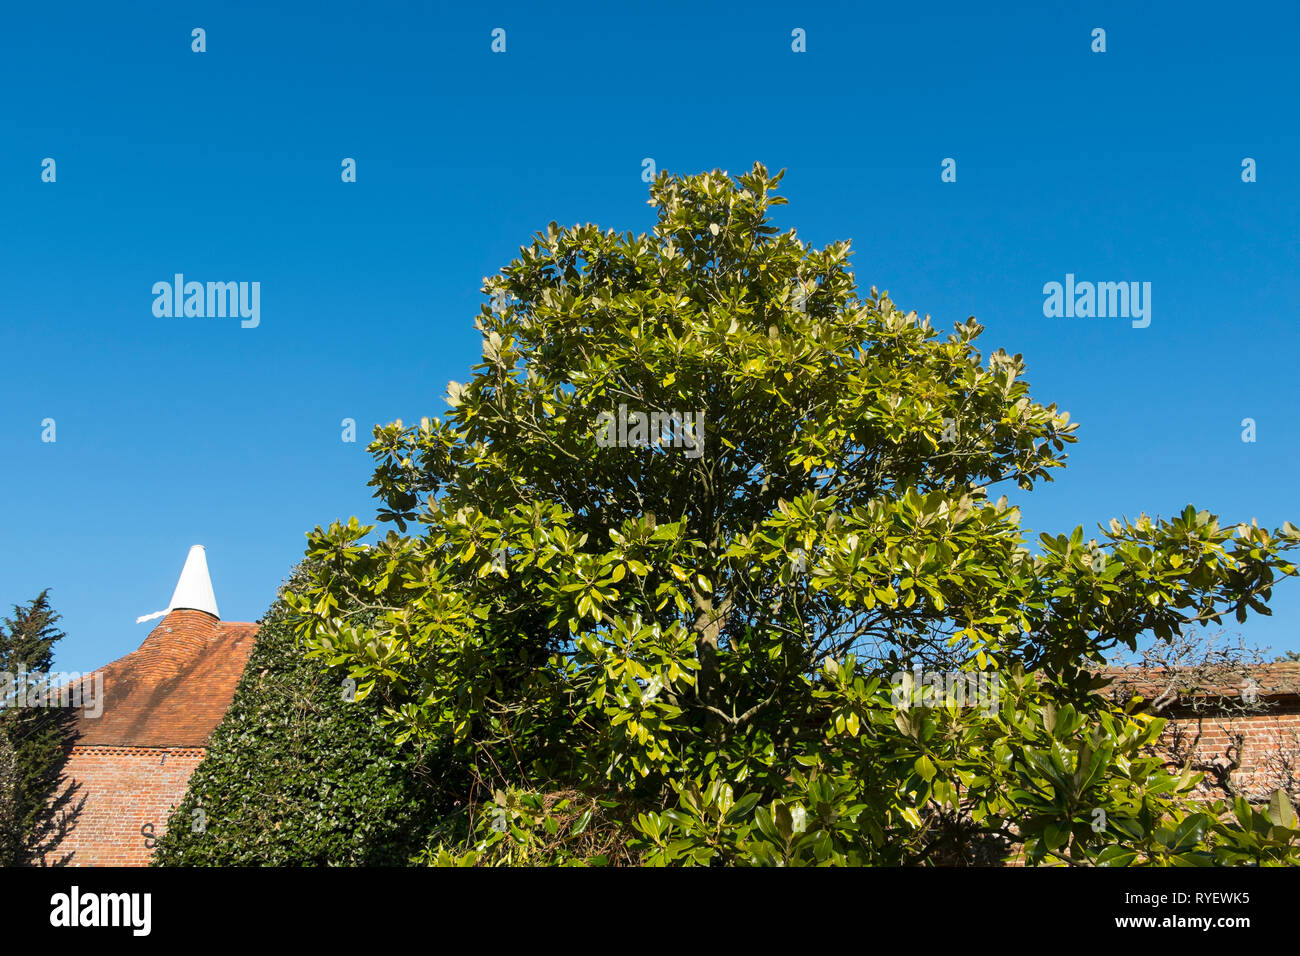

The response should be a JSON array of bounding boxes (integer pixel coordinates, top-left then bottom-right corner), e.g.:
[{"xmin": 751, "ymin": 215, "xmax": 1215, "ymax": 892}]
[{"xmin": 153, "ymin": 597, "xmax": 447, "ymax": 866}]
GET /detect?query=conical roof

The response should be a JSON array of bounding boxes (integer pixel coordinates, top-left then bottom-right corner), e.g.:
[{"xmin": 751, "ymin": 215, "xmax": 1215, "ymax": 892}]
[{"xmin": 167, "ymin": 544, "xmax": 220, "ymax": 618}]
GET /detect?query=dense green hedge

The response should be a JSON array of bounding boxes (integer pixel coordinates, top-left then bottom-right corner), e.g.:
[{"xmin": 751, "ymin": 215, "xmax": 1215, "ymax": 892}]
[{"xmin": 153, "ymin": 597, "xmax": 448, "ymax": 866}]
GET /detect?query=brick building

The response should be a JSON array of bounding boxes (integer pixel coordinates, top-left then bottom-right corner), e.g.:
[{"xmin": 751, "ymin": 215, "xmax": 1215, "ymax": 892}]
[{"xmin": 40, "ymin": 546, "xmax": 257, "ymax": 866}]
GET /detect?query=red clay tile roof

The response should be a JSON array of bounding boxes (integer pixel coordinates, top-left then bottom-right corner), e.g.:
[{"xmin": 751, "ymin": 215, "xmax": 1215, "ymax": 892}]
[
  {"xmin": 1098, "ymin": 662, "xmax": 1300, "ymax": 702},
  {"xmin": 69, "ymin": 609, "xmax": 257, "ymax": 748}
]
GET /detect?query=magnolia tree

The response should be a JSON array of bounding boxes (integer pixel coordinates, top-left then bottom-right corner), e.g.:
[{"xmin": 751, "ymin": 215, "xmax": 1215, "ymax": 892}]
[{"xmin": 290, "ymin": 164, "xmax": 1300, "ymax": 865}]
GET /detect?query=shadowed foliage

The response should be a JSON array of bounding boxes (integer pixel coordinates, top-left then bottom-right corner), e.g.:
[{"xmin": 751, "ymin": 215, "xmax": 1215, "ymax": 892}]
[
  {"xmin": 0, "ymin": 592, "xmax": 83, "ymax": 866},
  {"xmin": 153, "ymin": 578, "xmax": 452, "ymax": 867}
]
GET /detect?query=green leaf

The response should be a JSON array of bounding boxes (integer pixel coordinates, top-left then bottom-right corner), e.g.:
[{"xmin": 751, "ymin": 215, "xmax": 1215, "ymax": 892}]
[
  {"xmin": 1095, "ymin": 845, "xmax": 1137, "ymax": 867},
  {"xmin": 571, "ymin": 809, "xmax": 593, "ymax": 836},
  {"xmin": 1267, "ymin": 789, "xmax": 1298, "ymax": 830},
  {"xmin": 914, "ymin": 755, "xmax": 937, "ymax": 782}
]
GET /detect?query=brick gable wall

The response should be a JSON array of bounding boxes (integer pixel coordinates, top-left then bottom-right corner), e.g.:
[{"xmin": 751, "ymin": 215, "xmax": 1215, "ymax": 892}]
[
  {"xmin": 41, "ymin": 747, "xmax": 205, "ymax": 866},
  {"xmin": 38, "ymin": 609, "xmax": 258, "ymax": 867}
]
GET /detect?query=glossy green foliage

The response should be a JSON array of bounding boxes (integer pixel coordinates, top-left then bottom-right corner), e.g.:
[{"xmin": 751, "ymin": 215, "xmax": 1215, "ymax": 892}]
[{"xmin": 288, "ymin": 165, "xmax": 1300, "ymax": 865}]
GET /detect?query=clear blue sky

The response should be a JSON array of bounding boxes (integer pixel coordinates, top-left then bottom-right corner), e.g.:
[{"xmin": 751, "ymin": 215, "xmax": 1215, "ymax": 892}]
[{"xmin": 3, "ymin": 1, "xmax": 1297, "ymax": 672}]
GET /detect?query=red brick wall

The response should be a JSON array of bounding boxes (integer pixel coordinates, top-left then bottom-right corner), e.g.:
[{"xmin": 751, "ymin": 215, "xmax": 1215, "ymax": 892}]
[
  {"xmin": 1161, "ymin": 703, "xmax": 1300, "ymax": 801},
  {"xmin": 41, "ymin": 746, "xmax": 205, "ymax": 866}
]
